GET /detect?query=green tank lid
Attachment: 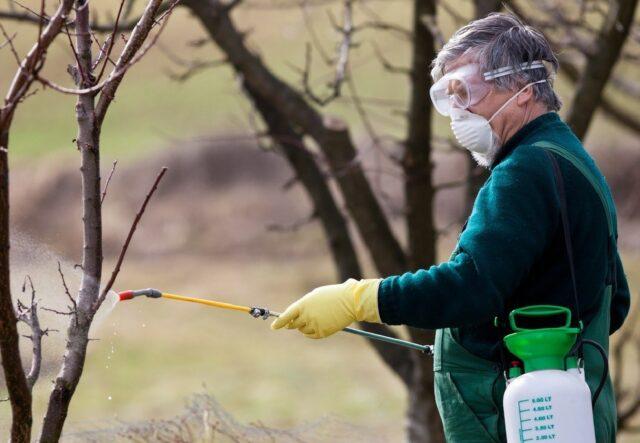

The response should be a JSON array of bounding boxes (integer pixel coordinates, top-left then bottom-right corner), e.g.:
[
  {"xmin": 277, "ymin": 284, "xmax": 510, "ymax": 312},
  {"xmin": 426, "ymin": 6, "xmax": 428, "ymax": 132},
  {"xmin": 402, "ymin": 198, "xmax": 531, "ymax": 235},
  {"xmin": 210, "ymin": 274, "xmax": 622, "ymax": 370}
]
[{"xmin": 503, "ymin": 305, "xmax": 580, "ymax": 373}]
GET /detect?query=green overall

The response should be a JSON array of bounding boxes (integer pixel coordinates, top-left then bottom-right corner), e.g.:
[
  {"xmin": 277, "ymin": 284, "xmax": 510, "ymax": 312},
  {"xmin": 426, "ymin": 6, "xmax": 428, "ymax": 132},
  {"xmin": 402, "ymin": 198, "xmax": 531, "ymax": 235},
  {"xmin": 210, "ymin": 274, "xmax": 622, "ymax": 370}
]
[{"xmin": 433, "ymin": 141, "xmax": 618, "ymax": 442}]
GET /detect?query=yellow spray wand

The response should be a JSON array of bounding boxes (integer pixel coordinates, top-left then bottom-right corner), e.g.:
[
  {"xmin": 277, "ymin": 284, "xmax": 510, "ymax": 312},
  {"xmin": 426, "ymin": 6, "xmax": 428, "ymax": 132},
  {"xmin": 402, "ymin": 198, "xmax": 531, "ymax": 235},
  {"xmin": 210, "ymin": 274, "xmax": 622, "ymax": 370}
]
[{"xmin": 118, "ymin": 288, "xmax": 432, "ymax": 354}]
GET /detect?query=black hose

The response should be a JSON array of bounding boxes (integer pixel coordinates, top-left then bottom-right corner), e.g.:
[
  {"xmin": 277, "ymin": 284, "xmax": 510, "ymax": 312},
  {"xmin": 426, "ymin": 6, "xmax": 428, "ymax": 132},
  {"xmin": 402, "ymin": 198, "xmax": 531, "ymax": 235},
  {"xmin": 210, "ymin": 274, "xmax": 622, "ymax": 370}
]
[{"xmin": 580, "ymin": 339, "xmax": 609, "ymax": 407}]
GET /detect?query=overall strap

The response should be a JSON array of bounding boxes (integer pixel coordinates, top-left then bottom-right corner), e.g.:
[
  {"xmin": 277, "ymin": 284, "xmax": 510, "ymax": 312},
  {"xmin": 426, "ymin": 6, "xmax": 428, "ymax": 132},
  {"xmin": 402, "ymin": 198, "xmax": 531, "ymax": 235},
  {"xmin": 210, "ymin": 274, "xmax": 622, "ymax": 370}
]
[
  {"xmin": 545, "ymin": 152, "xmax": 581, "ymax": 323},
  {"xmin": 534, "ymin": 141, "xmax": 618, "ymax": 291}
]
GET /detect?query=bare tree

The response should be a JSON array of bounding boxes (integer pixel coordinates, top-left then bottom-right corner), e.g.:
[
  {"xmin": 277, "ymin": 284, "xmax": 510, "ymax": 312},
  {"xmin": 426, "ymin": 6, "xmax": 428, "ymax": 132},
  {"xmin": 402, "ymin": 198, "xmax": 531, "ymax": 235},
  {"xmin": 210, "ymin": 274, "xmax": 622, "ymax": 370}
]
[
  {"xmin": 0, "ymin": 0, "xmax": 174, "ymax": 441},
  {"xmin": 3, "ymin": 0, "xmax": 639, "ymax": 441},
  {"xmin": 0, "ymin": 3, "xmax": 75, "ymax": 440}
]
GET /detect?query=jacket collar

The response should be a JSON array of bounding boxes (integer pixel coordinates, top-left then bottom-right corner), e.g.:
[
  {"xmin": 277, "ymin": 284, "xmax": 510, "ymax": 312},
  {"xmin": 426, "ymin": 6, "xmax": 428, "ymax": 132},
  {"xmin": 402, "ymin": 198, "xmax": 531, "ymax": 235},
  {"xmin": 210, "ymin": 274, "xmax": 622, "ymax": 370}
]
[{"xmin": 490, "ymin": 112, "xmax": 563, "ymax": 170}]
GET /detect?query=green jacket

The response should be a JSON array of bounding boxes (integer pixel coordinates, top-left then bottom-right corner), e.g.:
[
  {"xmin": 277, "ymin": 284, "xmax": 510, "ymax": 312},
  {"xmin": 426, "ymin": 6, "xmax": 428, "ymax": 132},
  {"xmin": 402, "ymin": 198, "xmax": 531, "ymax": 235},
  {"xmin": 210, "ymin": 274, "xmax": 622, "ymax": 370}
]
[{"xmin": 378, "ymin": 112, "xmax": 630, "ymax": 361}]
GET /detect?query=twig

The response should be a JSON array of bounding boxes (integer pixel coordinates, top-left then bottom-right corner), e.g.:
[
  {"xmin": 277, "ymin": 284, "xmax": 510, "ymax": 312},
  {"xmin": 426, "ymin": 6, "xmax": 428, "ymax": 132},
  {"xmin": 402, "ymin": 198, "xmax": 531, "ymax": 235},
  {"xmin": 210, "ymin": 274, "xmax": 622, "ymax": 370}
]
[
  {"xmin": 90, "ymin": 33, "xmax": 117, "ymax": 71},
  {"xmin": 95, "ymin": 0, "xmax": 180, "ymax": 121},
  {"xmin": 96, "ymin": 0, "xmax": 126, "ymax": 82},
  {"xmin": 94, "ymin": 167, "xmax": 168, "ymax": 311},
  {"xmin": 300, "ymin": 1, "xmax": 332, "ymax": 65},
  {"xmin": 63, "ymin": 21, "xmax": 88, "ymax": 86},
  {"xmin": 0, "ymin": 31, "xmax": 17, "ymax": 50},
  {"xmin": 16, "ymin": 275, "xmax": 45, "ymax": 390},
  {"xmin": 301, "ymin": 0, "xmax": 354, "ymax": 106},
  {"xmin": 57, "ymin": 261, "xmax": 77, "ymax": 324},
  {"xmin": 0, "ymin": 22, "xmax": 22, "ymax": 64},
  {"xmin": 266, "ymin": 211, "xmax": 316, "ymax": 233},
  {"xmin": 372, "ymin": 41, "xmax": 411, "ymax": 76},
  {"xmin": 101, "ymin": 160, "xmax": 118, "ymax": 204},
  {"xmin": 158, "ymin": 42, "xmax": 228, "ymax": 82}
]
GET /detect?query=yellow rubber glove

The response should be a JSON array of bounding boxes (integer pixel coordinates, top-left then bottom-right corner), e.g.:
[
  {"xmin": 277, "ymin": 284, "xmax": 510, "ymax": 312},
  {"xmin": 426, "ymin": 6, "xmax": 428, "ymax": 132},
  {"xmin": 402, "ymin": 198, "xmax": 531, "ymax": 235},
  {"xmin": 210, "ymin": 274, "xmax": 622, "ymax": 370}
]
[{"xmin": 271, "ymin": 278, "xmax": 382, "ymax": 339}]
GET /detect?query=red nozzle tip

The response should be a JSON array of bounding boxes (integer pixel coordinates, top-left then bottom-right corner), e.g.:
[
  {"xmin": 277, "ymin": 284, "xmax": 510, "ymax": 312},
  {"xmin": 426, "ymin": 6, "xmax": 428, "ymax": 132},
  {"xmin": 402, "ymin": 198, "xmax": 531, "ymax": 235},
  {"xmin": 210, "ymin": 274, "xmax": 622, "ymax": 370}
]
[{"xmin": 119, "ymin": 290, "xmax": 134, "ymax": 301}]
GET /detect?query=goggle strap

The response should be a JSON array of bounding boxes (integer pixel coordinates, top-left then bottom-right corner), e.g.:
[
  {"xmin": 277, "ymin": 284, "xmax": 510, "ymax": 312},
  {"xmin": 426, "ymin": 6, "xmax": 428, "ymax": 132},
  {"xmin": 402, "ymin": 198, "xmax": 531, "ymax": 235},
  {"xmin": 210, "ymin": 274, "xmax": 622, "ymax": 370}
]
[{"xmin": 483, "ymin": 60, "xmax": 546, "ymax": 81}]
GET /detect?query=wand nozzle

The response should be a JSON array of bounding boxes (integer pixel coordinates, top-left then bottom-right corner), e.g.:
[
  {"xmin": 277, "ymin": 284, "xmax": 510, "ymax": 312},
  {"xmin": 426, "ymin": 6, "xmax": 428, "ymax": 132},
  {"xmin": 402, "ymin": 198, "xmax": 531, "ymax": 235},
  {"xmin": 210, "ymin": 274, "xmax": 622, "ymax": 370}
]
[{"xmin": 118, "ymin": 288, "xmax": 162, "ymax": 301}]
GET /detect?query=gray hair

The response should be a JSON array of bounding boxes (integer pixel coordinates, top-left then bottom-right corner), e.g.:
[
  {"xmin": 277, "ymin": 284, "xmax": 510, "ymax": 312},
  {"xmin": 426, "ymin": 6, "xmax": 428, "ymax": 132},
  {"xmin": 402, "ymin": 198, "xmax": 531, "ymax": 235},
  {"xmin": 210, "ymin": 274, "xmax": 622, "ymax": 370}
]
[{"xmin": 431, "ymin": 13, "xmax": 562, "ymax": 111}]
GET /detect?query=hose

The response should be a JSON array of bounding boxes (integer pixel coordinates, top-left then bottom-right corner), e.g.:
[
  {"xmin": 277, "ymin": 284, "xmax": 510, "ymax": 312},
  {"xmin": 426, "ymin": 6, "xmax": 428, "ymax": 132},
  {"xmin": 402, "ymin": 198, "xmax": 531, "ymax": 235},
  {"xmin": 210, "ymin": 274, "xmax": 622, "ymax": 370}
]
[{"xmin": 580, "ymin": 338, "xmax": 609, "ymax": 407}]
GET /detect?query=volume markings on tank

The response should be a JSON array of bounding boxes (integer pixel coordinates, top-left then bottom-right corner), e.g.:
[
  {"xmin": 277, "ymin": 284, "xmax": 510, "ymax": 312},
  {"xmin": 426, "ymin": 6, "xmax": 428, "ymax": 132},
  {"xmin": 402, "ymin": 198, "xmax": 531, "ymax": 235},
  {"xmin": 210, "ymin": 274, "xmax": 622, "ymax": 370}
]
[{"xmin": 517, "ymin": 397, "xmax": 557, "ymax": 441}]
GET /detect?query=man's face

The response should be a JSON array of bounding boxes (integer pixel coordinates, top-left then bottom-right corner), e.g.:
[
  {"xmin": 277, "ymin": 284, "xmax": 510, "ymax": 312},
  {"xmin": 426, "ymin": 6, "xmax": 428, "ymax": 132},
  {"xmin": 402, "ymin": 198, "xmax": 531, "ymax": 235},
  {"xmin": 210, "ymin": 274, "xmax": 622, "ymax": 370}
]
[
  {"xmin": 443, "ymin": 55, "xmax": 535, "ymax": 143},
  {"xmin": 444, "ymin": 55, "xmax": 514, "ymax": 121}
]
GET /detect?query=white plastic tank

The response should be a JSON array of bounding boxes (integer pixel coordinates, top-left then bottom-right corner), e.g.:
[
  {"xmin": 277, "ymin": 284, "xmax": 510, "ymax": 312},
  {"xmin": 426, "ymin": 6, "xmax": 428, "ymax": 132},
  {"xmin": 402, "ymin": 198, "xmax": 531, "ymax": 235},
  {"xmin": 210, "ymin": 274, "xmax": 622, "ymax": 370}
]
[
  {"xmin": 502, "ymin": 306, "xmax": 596, "ymax": 443},
  {"xmin": 504, "ymin": 368, "xmax": 595, "ymax": 442}
]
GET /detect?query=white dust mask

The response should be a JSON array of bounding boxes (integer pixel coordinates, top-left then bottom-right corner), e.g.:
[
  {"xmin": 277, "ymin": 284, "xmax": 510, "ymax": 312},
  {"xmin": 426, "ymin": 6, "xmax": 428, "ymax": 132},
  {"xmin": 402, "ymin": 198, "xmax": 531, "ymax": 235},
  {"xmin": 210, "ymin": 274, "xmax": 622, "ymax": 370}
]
[{"xmin": 449, "ymin": 79, "xmax": 547, "ymax": 167}]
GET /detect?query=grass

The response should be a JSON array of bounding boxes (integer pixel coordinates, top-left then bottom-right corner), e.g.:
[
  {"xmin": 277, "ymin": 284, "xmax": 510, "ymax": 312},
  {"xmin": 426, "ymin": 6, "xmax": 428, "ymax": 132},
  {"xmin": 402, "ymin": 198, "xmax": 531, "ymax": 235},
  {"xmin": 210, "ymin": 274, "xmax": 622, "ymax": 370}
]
[{"xmin": 7, "ymin": 241, "xmax": 637, "ymax": 441}]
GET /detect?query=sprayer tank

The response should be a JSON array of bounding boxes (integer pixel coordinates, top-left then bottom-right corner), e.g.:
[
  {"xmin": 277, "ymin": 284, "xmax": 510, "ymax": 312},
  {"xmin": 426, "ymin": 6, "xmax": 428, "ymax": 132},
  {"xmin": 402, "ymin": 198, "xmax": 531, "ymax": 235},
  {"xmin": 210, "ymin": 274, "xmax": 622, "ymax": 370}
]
[{"xmin": 503, "ymin": 368, "xmax": 595, "ymax": 442}]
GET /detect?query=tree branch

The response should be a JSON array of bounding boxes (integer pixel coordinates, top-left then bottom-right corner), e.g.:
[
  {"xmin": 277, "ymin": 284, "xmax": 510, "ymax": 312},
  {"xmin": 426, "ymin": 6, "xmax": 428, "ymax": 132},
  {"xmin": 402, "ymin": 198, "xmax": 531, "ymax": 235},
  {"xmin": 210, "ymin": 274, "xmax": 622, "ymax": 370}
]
[
  {"xmin": 182, "ymin": 0, "xmax": 407, "ymax": 277},
  {"xmin": 101, "ymin": 160, "xmax": 118, "ymax": 204},
  {"xmin": 244, "ymin": 82, "xmax": 414, "ymax": 386},
  {"xmin": 95, "ymin": 167, "xmax": 167, "ymax": 311},
  {"xmin": 95, "ymin": 0, "xmax": 178, "ymax": 123},
  {"xmin": 15, "ymin": 276, "xmax": 46, "ymax": 391},
  {"xmin": 564, "ymin": 0, "xmax": 639, "ymax": 138}
]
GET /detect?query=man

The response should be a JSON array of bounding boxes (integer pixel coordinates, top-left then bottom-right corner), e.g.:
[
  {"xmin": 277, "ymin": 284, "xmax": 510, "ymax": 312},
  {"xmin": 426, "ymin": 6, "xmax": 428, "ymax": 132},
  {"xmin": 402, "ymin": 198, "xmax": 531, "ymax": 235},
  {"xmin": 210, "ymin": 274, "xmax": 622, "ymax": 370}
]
[{"xmin": 271, "ymin": 13, "xmax": 630, "ymax": 442}]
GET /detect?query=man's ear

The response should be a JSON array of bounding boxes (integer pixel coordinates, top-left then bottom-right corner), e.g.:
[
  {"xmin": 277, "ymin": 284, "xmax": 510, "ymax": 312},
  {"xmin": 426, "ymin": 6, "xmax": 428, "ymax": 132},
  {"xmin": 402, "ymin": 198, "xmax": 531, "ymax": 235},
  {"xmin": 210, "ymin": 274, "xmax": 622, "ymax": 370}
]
[{"xmin": 516, "ymin": 85, "xmax": 535, "ymax": 106}]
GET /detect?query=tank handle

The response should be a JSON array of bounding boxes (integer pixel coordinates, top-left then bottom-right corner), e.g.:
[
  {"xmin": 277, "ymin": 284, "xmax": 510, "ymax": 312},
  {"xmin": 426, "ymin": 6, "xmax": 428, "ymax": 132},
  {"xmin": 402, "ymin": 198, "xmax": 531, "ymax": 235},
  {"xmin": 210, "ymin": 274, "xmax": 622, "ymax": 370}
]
[{"xmin": 509, "ymin": 305, "xmax": 572, "ymax": 332}]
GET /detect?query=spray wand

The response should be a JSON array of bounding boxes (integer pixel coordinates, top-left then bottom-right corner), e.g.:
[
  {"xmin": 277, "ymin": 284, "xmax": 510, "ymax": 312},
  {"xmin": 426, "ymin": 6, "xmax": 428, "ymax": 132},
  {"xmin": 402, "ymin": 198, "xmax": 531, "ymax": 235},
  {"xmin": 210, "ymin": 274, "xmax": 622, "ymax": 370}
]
[{"xmin": 118, "ymin": 288, "xmax": 433, "ymax": 355}]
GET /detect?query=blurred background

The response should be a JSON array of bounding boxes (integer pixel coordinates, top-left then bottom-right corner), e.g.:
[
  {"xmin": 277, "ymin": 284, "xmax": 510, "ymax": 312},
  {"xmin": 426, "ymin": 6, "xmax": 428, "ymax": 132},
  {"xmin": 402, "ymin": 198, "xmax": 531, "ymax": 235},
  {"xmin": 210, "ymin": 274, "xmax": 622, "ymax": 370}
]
[{"xmin": 1, "ymin": 0, "xmax": 639, "ymax": 441}]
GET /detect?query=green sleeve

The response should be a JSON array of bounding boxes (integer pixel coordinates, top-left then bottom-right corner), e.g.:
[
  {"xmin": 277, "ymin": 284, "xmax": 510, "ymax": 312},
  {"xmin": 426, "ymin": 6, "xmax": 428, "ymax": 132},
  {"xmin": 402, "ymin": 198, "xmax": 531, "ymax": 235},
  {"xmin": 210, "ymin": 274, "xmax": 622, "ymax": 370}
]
[
  {"xmin": 610, "ymin": 251, "xmax": 631, "ymax": 334},
  {"xmin": 378, "ymin": 146, "xmax": 558, "ymax": 328}
]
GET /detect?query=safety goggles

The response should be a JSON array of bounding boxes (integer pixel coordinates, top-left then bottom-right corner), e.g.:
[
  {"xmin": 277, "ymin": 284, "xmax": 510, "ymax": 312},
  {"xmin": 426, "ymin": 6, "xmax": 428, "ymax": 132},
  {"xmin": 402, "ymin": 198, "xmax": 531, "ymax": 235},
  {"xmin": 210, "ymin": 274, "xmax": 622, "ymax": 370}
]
[{"xmin": 429, "ymin": 60, "xmax": 546, "ymax": 116}]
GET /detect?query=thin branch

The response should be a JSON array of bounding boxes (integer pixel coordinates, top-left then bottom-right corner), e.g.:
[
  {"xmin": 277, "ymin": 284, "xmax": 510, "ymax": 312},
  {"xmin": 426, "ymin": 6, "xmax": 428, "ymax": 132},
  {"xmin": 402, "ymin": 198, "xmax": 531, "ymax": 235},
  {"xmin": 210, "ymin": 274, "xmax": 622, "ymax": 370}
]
[
  {"xmin": 0, "ymin": 30, "xmax": 17, "ymax": 50},
  {"xmin": 266, "ymin": 211, "xmax": 316, "ymax": 233},
  {"xmin": 300, "ymin": 0, "xmax": 354, "ymax": 106},
  {"xmin": 56, "ymin": 261, "xmax": 77, "ymax": 327},
  {"xmin": 94, "ymin": 167, "xmax": 168, "ymax": 311},
  {"xmin": 372, "ymin": 41, "xmax": 411, "ymax": 76},
  {"xmin": 101, "ymin": 160, "xmax": 118, "ymax": 204},
  {"xmin": 33, "ymin": 2, "xmax": 175, "ymax": 98},
  {"xmin": 90, "ymin": 33, "xmax": 117, "ymax": 71},
  {"xmin": 355, "ymin": 20, "xmax": 413, "ymax": 40},
  {"xmin": 63, "ymin": 21, "xmax": 88, "ymax": 86},
  {"xmin": 300, "ymin": 1, "xmax": 332, "ymax": 65},
  {"xmin": 158, "ymin": 42, "xmax": 228, "ymax": 82},
  {"xmin": 95, "ymin": 0, "xmax": 179, "ymax": 122},
  {"xmin": 96, "ymin": 0, "xmax": 126, "ymax": 82},
  {"xmin": 15, "ymin": 276, "xmax": 45, "ymax": 390},
  {"xmin": 0, "ymin": 22, "xmax": 22, "ymax": 64}
]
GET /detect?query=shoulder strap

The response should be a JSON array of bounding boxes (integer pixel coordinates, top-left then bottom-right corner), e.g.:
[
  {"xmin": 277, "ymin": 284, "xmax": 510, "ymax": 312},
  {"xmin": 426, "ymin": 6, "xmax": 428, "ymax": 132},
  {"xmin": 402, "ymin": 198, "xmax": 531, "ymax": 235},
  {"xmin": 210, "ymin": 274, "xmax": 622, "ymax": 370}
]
[
  {"xmin": 533, "ymin": 141, "xmax": 616, "ymax": 239},
  {"xmin": 534, "ymin": 140, "xmax": 618, "ymax": 290},
  {"xmin": 545, "ymin": 151, "xmax": 582, "ymax": 324}
]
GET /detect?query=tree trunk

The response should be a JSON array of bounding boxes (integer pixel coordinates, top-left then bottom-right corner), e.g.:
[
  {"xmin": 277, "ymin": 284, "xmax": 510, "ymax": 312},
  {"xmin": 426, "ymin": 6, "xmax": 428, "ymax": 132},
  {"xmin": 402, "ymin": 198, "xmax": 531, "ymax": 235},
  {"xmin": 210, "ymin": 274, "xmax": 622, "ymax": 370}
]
[
  {"xmin": 402, "ymin": 1, "xmax": 444, "ymax": 440},
  {"xmin": 39, "ymin": 2, "xmax": 102, "ymax": 440},
  {"xmin": 565, "ymin": 0, "xmax": 639, "ymax": 139},
  {"xmin": 0, "ymin": 1, "xmax": 75, "ymax": 440},
  {"xmin": 182, "ymin": 0, "xmax": 407, "ymax": 277},
  {"xmin": 0, "ymin": 127, "xmax": 32, "ymax": 443},
  {"xmin": 244, "ymin": 83, "xmax": 416, "ymax": 386}
]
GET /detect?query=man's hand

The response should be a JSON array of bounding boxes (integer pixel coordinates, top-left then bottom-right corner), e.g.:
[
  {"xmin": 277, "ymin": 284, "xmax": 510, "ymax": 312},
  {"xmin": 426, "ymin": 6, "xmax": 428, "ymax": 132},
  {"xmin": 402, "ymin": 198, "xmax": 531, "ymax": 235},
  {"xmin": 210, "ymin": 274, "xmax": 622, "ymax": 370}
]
[{"xmin": 271, "ymin": 278, "xmax": 382, "ymax": 339}]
